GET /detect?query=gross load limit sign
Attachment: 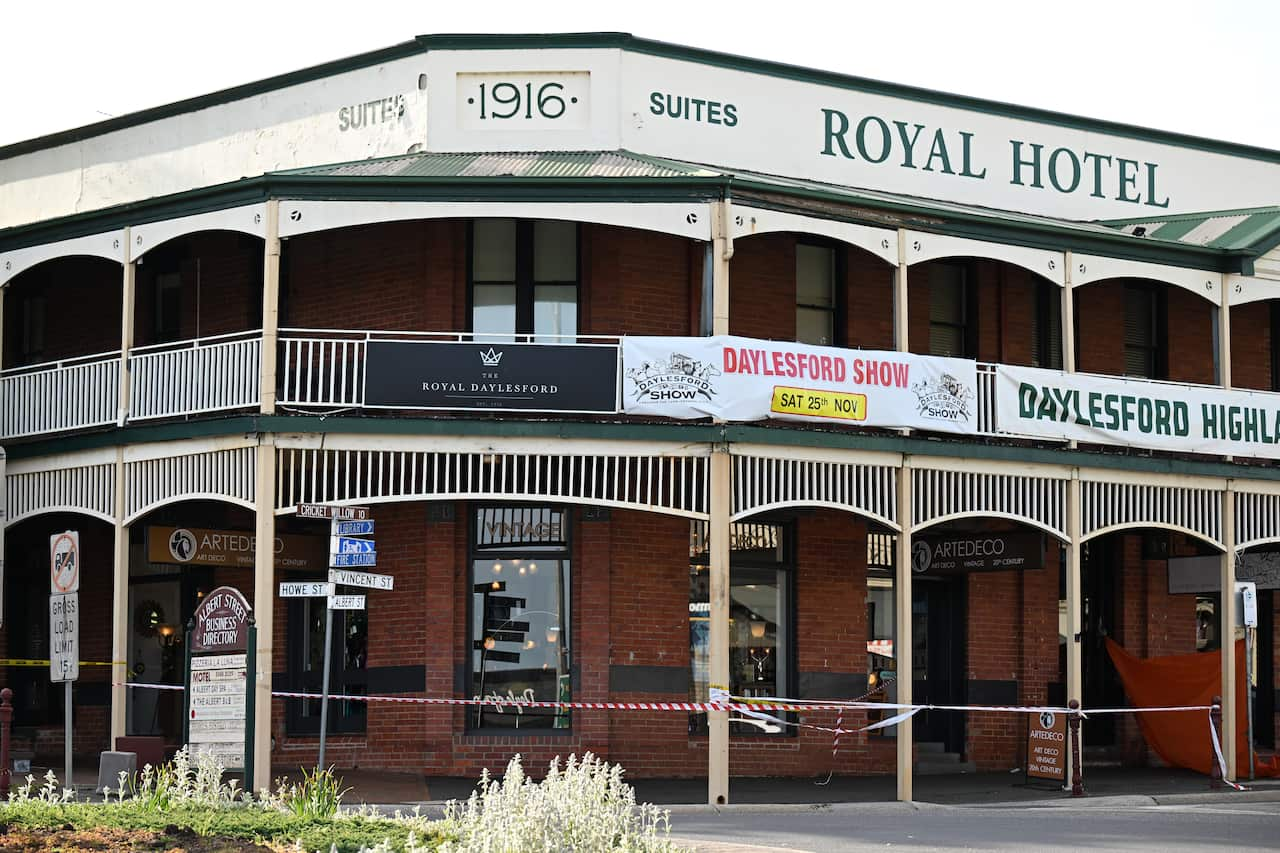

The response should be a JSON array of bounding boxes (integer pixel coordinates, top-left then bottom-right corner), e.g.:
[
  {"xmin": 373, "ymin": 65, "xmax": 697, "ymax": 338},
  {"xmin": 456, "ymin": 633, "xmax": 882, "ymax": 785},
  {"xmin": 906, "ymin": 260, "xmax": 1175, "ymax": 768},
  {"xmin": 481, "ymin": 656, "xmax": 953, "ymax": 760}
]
[{"xmin": 49, "ymin": 531, "xmax": 80, "ymax": 682}]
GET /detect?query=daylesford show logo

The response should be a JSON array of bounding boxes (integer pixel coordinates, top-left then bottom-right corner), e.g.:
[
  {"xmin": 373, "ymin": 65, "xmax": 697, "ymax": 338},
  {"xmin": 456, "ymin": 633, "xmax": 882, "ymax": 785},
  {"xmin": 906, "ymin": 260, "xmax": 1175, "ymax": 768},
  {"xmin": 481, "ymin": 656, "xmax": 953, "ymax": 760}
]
[
  {"xmin": 626, "ymin": 352, "xmax": 721, "ymax": 401},
  {"xmin": 912, "ymin": 373, "xmax": 972, "ymax": 422}
]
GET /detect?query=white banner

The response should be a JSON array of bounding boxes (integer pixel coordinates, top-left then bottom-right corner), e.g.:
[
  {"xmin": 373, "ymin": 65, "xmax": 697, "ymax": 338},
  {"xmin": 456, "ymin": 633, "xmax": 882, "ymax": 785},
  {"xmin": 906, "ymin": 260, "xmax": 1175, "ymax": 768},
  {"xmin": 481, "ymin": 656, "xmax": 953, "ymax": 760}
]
[
  {"xmin": 622, "ymin": 336, "xmax": 977, "ymax": 433},
  {"xmin": 997, "ymin": 364, "xmax": 1280, "ymax": 460}
]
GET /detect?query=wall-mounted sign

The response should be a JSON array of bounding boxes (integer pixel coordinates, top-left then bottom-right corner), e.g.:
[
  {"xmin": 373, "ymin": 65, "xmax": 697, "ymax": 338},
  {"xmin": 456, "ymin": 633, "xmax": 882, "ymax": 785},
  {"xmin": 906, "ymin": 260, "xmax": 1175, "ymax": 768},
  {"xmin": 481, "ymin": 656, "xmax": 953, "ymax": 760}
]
[
  {"xmin": 147, "ymin": 526, "xmax": 324, "ymax": 571},
  {"xmin": 1169, "ymin": 553, "xmax": 1280, "ymax": 594},
  {"xmin": 191, "ymin": 586, "xmax": 251, "ymax": 654},
  {"xmin": 911, "ymin": 531, "xmax": 1045, "ymax": 574},
  {"xmin": 997, "ymin": 364, "xmax": 1280, "ymax": 462},
  {"xmin": 624, "ymin": 336, "xmax": 977, "ymax": 434},
  {"xmin": 363, "ymin": 341, "xmax": 619, "ymax": 413},
  {"xmin": 456, "ymin": 72, "xmax": 590, "ymax": 131}
]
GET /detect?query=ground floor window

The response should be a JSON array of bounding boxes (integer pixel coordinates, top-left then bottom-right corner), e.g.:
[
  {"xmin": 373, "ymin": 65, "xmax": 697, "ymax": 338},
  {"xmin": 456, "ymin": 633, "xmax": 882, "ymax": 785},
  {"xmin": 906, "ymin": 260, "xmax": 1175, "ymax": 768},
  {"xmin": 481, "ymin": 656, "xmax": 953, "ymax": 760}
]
[
  {"xmin": 689, "ymin": 521, "xmax": 792, "ymax": 735},
  {"xmin": 286, "ymin": 594, "xmax": 368, "ymax": 735},
  {"xmin": 470, "ymin": 506, "xmax": 572, "ymax": 731}
]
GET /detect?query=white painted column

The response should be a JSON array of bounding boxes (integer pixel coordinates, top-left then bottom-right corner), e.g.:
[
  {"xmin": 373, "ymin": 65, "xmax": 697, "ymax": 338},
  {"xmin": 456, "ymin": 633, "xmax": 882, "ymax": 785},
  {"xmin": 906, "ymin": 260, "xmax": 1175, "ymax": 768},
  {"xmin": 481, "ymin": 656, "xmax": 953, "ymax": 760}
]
[
  {"xmin": 707, "ymin": 445, "xmax": 731, "ymax": 805},
  {"xmin": 1218, "ymin": 275, "xmax": 1232, "ymax": 390},
  {"xmin": 1062, "ymin": 251, "xmax": 1076, "ymax": 374},
  {"xmin": 110, "ymin": 233, "xmax": 136, "ymax": 743},
  {"xmin": 1221, "ymin": 483, "xmax": 1237, "ymax": 780},
  {"xmin": 260, "ymin": 200, "xmax": 281, "ymax": 415},
  {"xmin": 893, "ymin": 229, "xmax": 908, "ymax": 352},
  {"xmin": 251, "ymin": 436, "xmax": 275, "ymax": 789},
  {"xmin": 1064, "ymin": 471, "xmax": 1083, "ymax": 780},
  {"xmin": 895, "ymin": 458, "xmax": 913, "ymax": 801},
  {"xmin": 118, "ymin": 228, "xmax": 136, "ymax": 426},
  {"xmin": 707, "ymin": 197, "xmax": 733, "ymax": 804},
  {"xmin": 109, "ymin": 447, "xmax": 128, "ymax": 744}
]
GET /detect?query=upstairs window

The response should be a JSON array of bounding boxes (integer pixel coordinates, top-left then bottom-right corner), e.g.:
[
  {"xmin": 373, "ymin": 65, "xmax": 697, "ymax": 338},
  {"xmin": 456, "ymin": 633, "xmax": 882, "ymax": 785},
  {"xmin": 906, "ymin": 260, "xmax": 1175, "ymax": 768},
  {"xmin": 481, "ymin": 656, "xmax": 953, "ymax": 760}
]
[
  {"xmin": 470, "ymin": 219, "xmax": 578, "ymax": 342},
  {"xmin": 19, "ymin": 293, "xmax": 46, "ymax": 363},
  {"xmin": 155, "ymin": 272, "xmax": 183, "ymax": 343},
  {"xmin": 1031, "ymin": 280, "xmax": 1063, "ymax": 369},
  {"xmin": 928, "ymin": 263, "xmax": 970, "ymax": 358},
  {"xmin": 796, "ymin": 244, "xmax": 836, "ymax": 346},
  {"xmin": 1123, "ymin": 284, "xmax": 1164, "ymax": 378}
]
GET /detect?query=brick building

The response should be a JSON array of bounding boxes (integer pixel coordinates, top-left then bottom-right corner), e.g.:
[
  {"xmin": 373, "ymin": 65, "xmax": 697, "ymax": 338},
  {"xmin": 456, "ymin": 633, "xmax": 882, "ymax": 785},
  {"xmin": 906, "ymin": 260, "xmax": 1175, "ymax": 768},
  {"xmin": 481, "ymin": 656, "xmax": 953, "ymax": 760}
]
[{"xmin": 1, "ymin": 34, "xmax": 1278, "ymax": 803}]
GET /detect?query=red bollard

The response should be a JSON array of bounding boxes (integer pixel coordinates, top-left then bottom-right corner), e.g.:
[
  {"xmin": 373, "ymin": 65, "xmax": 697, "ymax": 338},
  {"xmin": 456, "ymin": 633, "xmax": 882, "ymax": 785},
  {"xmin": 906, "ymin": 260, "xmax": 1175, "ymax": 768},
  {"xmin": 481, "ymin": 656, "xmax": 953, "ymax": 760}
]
[
  {"xmin": 1068, "ymin": 698, "xmax": 1085, "ymax": 797},
  {"xmin": 1209, "ymin": 695, "xmax": 1223, "ymax": 790},
  {"xmin": 0, "ymin": 687, "xmax": 13, "ymax": 800}
]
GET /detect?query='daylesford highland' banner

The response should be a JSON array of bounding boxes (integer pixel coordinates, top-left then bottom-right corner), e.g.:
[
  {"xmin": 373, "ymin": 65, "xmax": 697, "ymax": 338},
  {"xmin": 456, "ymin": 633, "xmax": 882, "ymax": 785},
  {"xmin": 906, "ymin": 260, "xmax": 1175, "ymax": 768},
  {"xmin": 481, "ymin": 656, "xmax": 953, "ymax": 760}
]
[
  {"xmin": 997, "ymin": 364, "xmax": 1280, "ymax": 460},
  {"xmin": 623, "ymin": 336, "xmax": 977, "ymax": 433}
]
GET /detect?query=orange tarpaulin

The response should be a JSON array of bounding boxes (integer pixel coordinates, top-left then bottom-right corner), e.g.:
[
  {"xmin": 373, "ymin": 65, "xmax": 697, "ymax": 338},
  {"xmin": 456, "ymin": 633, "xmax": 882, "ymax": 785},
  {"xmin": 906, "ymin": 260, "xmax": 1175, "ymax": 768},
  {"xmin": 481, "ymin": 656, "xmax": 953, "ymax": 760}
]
[{"xmin": 1105, "ymin": 638, "xmax": 1278, "ymax": 778}]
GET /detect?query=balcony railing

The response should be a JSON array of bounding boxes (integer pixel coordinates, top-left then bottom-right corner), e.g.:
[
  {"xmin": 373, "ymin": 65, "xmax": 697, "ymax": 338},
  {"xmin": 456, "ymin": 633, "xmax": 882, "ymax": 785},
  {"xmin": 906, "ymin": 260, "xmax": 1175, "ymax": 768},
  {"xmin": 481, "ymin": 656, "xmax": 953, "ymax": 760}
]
[
  {"xmin": 1, "ymin": 328, "xmax": 1274, "ymax": 470},
  {"xmin": 129, "ymin": 331, "xmax": 262, "ymax": 421},
  {"xmin": 0, "ymin": 350, "xmax": 120, "ymax": 438}
]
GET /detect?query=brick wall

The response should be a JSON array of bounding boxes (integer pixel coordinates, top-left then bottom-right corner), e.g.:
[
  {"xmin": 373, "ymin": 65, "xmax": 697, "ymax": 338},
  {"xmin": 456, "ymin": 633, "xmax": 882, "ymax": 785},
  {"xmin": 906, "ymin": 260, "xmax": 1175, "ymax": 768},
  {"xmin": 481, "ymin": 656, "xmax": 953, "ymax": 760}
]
[
  {"xmin": 4, "ymin": 258, "xmax": 122, "ymax": 366},
  {"xmin": 1165, "ymin": 286, "xmax": 1215, "ymax": 385},
  {"xmin": 1231, "ymin": 301, "xmax": 1272, "ymax": 391},
  {"xmin": 135, "ymin": 232, "xmax": 262, "ymax": 346},
  {"xmin": 964, "ymin": 542, "xmax": 1060, "ymax": 770}
]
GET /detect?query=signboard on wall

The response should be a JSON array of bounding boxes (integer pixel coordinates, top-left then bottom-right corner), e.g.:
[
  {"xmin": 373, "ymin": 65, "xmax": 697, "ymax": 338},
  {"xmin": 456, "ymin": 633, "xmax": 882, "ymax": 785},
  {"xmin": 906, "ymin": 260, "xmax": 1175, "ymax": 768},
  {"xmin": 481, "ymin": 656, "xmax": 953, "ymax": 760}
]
[
  {"xmin": 623, "ymin": 336, "xmax": 978, "ymax": 434},
  {"xmin": 996, "ymin": 364, "xmax": 1280, "ymax": 462},
  {"xmin": 147, "ymin": 526, "xmax": 324, "ymax": 570},
  {"xmin": 363, "ymin": 341, "xmax": 620, "ymax": 413},
  {"xmin": 1169, "ymin": 553, "xmax": 1280, "ymax": 594},
  {"xmin": 910, "ymin": 531, "xmax": 1046, "ymax": 574}
]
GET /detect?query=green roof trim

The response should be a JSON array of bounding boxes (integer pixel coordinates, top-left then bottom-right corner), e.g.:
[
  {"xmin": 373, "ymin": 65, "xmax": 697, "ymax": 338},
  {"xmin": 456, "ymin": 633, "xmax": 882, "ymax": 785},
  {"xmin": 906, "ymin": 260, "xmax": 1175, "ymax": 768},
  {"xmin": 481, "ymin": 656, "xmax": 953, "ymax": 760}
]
[
  {"xmin": 8, "ymin": 413, "xmax": 1280, "ymax": 487},
  {"xmin": 1098, "ymin": 205, "xmax": 1280, "ymax": 254},
  {"xmin": 0, "ymin": 153, "xmax": 1252, "ymax": 273},
  {"xmin": 5, "ymin": 33, "xmax": 1279, "ymax": 167}
]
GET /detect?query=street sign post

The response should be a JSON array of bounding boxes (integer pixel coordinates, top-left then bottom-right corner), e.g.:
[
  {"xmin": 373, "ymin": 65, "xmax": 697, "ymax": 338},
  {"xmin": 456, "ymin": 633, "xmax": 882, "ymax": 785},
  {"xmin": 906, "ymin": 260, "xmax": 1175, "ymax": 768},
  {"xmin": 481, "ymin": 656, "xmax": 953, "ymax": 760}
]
[
  {"xmin": 329, "ymin": 552, "xmax": 378, "ymax": 568},
  {"xmin": 327, "ymin": 569, "xmax": 394, "ymax": 590},
  {"xmin": 285, "ymin": 504, "xmax": 390, "ymax": 770},
  {"xmin": 49, "ymin": 530, "xmax": 79, "ymax": 787},
  {"xmin": 296, "ymin": 503, "xmax": 371, "ymax": 520},
  {"xmin": 278, "ymin": 582, "xmax": 335, "ymax": 598}
]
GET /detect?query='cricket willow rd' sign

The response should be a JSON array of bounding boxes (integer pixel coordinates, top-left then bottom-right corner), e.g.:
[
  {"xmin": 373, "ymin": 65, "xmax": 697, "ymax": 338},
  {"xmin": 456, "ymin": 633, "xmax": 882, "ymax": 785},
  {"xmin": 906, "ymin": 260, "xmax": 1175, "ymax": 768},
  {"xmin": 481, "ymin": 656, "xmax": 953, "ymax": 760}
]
[{"xmin": 191, "ymin": 586, "xmax": 251, "ymax": 653}]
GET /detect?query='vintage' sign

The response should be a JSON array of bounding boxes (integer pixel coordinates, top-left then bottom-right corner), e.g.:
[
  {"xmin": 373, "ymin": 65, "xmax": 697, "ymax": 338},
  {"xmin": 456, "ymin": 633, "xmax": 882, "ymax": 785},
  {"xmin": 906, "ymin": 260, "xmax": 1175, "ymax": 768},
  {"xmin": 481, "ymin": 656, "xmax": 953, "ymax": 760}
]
[
  {"xmin": 1027, "ymin": 710, "xmax": 1067, "ymax": 782},
  {"xmin": 624, "ymin": 336, "xmax": 978, "ymax": 434},
  {"xmin": 191, "ymin": 586, "xmax": 251, "ymax": 653},
  {"xmin": 911, "ymin": 531, "xmax": 1046, "ymax": 574},
  {"xmin": 148, "ymin": 526, "xmax": 324, "ymax": 570}
]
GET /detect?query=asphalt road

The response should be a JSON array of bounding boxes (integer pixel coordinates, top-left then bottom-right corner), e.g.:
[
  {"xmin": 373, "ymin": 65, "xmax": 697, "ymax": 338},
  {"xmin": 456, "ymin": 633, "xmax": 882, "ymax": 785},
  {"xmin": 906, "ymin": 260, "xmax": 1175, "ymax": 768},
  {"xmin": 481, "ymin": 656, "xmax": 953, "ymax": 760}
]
[{"xmin": 667, "ymin": 799, "xmax": 1280, "ymax": 852}]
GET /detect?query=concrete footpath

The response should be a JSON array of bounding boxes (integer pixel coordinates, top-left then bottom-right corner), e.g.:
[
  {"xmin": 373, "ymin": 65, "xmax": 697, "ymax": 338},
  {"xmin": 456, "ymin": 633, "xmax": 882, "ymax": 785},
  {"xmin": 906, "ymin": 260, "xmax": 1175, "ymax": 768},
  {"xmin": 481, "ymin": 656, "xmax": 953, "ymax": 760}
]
[{"xmin": 321, "ymin": 765, "xmax": 1280, "ymax": 809}]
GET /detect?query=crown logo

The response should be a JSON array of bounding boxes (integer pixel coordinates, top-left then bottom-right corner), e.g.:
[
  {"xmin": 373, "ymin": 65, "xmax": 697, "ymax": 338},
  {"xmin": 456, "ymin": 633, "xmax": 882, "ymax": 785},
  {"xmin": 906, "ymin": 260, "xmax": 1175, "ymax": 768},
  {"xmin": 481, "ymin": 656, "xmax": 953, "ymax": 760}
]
[{"xmin": 479, "ymin": 347, "xmax": 504, "ymax": 366}]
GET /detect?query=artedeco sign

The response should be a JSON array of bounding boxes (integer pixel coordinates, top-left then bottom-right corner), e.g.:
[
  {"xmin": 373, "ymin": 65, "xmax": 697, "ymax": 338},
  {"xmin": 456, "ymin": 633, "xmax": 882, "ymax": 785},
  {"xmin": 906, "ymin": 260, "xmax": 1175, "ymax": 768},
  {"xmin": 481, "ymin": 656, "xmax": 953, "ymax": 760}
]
[
  {"xmin": 362, "ymin": 340, "xmax": 619, "ymax": 413},
  {"xmin": 996, "ymin": 365, "xmax": 1280, "ymax": 461},
  {"xmin": 623, "ymin": 336, "xmax": 978, "ymax": 433}
]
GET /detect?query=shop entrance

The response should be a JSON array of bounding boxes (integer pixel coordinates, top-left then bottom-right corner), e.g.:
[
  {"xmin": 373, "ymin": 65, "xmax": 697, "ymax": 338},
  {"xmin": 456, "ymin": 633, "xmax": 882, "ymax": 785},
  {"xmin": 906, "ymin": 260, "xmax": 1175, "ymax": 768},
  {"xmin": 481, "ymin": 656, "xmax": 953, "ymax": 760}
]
[
  {"xmin": 1081, "ymin": 536, "xmax": 1122, "ymax": 746},
  {"xmin": 911, "ymin": 576, "xmax": 966, "ymax": 753}
]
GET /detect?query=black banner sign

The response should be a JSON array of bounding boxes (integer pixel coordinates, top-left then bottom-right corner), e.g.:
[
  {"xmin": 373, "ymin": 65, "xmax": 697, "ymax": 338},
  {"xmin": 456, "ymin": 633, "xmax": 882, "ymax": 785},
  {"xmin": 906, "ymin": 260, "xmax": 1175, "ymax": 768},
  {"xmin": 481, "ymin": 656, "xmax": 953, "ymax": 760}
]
[
  {"xmin": 364, "ymin": 341, "xmax": 618, "ymax": 412},
  {"xmin": 911, "ymin": 531, "xmax": 1045, "ymax": 574}
]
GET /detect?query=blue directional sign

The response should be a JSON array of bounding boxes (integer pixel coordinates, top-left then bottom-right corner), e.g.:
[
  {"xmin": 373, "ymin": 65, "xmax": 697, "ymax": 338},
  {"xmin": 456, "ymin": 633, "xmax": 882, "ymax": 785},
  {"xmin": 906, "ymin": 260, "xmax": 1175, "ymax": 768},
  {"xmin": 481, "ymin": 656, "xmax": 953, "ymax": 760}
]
[
  {"xmin": 334, "ymin": 520, "xmax": 375, "ymax": 536},
  {"xmin": 329, "ymin": 552, "xmax": 377, "ymax": 568},
  {"xmin": 331, "ymin": 536, "xmax": 376, "ymax": 554}
]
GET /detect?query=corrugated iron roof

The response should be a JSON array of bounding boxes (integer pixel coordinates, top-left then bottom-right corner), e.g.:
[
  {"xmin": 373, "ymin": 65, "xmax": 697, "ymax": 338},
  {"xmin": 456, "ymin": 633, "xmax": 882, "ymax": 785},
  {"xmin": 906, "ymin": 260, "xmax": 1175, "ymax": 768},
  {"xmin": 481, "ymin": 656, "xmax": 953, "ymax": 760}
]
[
  {"xmin": 284, "ymin": 150, "xmax": 719, "ymax": 180},
  {"xmin": 272, "ymin": 150, "xmax": 1280, "ymax": 257},
  {"xmin": 1101, "ymin": 208, "xmax": 1280, "ymax": 251}
]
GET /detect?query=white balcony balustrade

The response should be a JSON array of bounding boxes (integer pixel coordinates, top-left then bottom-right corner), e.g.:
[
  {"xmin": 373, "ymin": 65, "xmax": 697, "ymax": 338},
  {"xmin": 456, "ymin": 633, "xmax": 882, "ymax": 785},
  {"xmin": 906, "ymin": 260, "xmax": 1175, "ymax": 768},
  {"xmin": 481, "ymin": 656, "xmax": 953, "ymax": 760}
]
[
  {"xmin": 128, "ymin": 331, "xmax": 262, "ymax": 421},
  {"xmin": 0, "ymin": 350, "xmax": 120, "ymax": 438}
]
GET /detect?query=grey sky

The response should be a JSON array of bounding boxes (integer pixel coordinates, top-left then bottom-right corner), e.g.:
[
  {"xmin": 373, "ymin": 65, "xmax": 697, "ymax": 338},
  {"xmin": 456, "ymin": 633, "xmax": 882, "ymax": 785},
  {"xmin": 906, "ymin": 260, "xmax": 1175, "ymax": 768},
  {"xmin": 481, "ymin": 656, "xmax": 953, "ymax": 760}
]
[{"xmin": 2, "ymin": 0, "xmax": 1276, "ymax": 150}]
